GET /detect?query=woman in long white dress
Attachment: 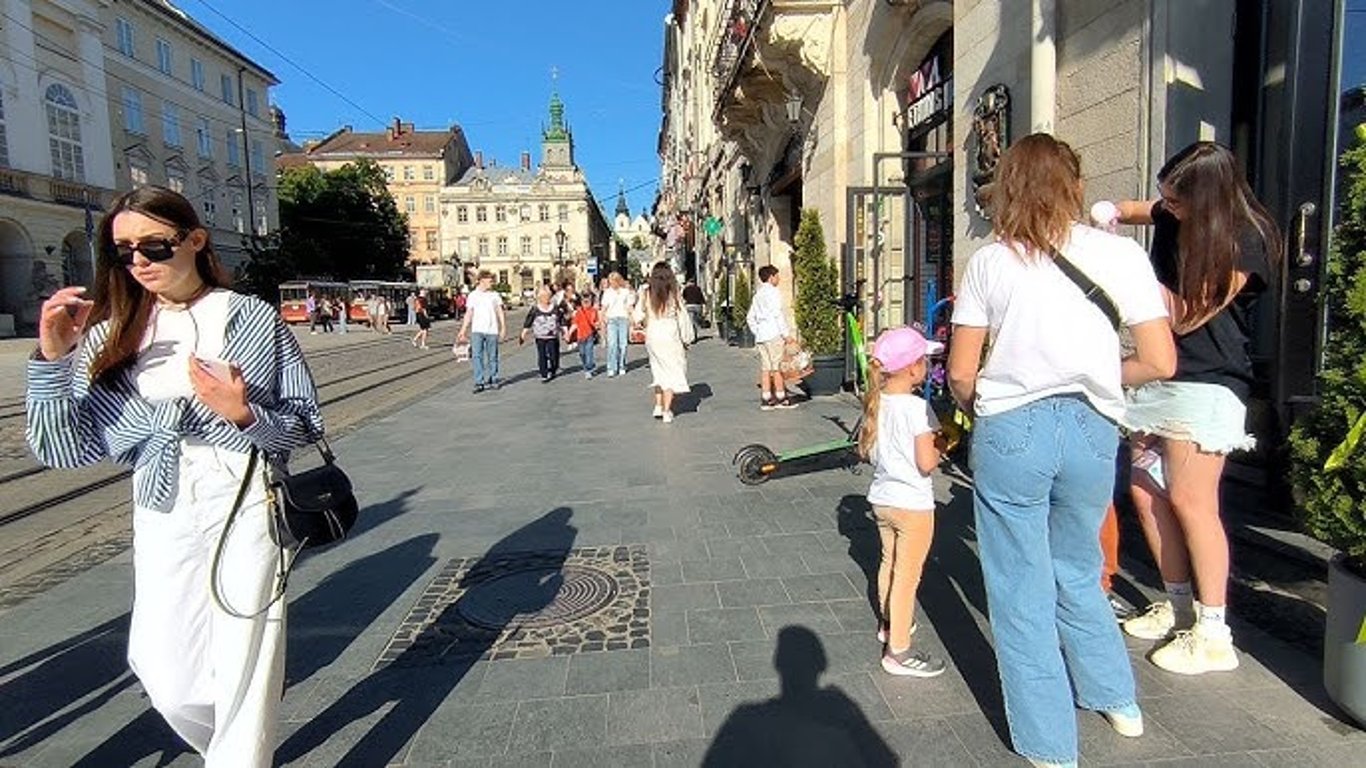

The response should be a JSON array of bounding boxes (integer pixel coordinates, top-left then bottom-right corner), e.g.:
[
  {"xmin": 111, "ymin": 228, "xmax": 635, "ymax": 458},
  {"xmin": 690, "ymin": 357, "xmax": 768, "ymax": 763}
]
[{"xmin": 634, "ymin": 262, "xmax": 692, "ymax": 423}]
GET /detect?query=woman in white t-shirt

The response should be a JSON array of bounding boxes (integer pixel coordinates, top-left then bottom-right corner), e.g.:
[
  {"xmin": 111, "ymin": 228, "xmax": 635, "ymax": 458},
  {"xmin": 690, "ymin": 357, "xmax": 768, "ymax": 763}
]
[
  {"xmin": 600, "ymin": 271, "xmax": 636, "ymax": 376},
  {"xmin": 858, "ymin": 326, "xmax": 948, "ymax": 679},
  {"xmin": 947, "ymin": 134, "xmax": 1176, "ymax": 768}
]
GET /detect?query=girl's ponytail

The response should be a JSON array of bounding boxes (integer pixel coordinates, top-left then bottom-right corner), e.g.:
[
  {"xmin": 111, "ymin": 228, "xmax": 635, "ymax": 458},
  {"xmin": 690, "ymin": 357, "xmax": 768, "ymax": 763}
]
[{"xmin": 858, "ymin": 359, "xmax": 884, "ymax": 459}]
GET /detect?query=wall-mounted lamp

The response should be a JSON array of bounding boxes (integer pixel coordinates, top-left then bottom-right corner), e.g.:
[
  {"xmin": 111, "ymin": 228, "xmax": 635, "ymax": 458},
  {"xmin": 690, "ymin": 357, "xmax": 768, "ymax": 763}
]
[{"xmin": 785, "ymin": 91, "xmax": 803, "ymax": 125}]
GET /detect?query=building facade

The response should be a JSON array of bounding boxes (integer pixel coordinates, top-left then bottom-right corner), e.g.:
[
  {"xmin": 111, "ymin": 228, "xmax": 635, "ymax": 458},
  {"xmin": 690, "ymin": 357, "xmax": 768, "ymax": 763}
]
[
  {"xmin": 295, "ymin": 119, "xmax": 473, "ymax": 267},
  {"xmin": 438, "ymin": 94, "xmax": 611, "ymax": 291},
  {"xmin": 660, "ymin": 0, "xmax": 1362, "ymax": 451},
  {"xmin": 102, "ymin": 0, "xmax": 280, "ymax": 274},
  {"xmin": 0, "ymin": 0, "xmax": 119, "ymax": 336}
]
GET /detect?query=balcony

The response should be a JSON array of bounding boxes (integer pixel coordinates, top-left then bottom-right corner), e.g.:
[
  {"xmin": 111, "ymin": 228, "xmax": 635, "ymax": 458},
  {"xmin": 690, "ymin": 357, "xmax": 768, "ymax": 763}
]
[
  {"xmin": 0, "ymin": 167, "xmax": 116, "ymax": 210},
  {"xmin": 711, "ymin": 0, "xmax": 769, "ymax": 111}
]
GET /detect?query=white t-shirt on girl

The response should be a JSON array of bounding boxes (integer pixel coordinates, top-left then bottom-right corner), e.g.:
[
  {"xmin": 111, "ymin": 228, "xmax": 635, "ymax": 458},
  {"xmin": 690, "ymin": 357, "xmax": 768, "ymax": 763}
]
[
  {"xmin": 867, "ymin": 393, "xmax": 940, "ymax": 511},
  {"xmin": 951, "ymin": 223, "xmax": 1168, "ymax": 422}
]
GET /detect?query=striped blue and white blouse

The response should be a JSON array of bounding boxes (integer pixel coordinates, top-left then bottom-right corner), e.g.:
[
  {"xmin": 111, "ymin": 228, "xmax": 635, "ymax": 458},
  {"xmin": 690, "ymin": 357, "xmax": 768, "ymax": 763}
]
[{"xmin": 26, "ymin": 291, "xmax": 324, "ymax": 512}]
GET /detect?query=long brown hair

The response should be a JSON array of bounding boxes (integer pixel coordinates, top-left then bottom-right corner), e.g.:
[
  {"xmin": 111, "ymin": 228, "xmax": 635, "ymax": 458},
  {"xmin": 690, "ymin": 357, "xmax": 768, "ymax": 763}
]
[
  {"xmin": 988, "ymin": 133, "xmax": 1084, "ymax": 259},
  {"xmin": 1157, "ymin": 142, "xmax": 1282, "ymax": 333},
  {"xmin": 857, "ymin": 359, "xmax": 885, "ymax": 460},
  {"xmin": 646, "ymin": 262, "xmax": 678, "ymax": 316},
  {"xmin": 89, "ymin": 186, "xmax": 230, "ymax": 384}
]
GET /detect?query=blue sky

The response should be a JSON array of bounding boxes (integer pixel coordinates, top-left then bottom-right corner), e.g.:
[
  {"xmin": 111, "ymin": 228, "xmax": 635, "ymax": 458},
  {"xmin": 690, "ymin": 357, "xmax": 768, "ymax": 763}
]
[{"xmin": 181, "ymin": 0, "xmax": 668, "ymax": 217}]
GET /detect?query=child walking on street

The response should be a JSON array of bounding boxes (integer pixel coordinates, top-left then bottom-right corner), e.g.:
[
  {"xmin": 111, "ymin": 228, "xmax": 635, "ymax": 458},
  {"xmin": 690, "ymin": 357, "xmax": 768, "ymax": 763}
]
[
  {"xmin": 860, "ymin": 326, "xmax": 948, "ymax": 678},
  {"xmin": 521, "ymin": 286, "xmax": 564, "ymax": 382},
  {"xmin": 573, "ymin": 293, "xmax": 603, "ymax": 378}
]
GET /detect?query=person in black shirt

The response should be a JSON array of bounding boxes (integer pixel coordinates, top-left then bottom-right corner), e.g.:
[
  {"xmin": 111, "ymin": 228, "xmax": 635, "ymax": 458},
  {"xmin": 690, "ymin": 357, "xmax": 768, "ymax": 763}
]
[
  {"xmin": 1101, "ymin": 142, "xmax": 1281, "ymax": 676},
  {"xmin": 681, "ymin": 279, "xmax": 706, "ymax": 335},
  {"xmin": 521, "ymin": 286, "xmax": 565, "ymax": 382}
]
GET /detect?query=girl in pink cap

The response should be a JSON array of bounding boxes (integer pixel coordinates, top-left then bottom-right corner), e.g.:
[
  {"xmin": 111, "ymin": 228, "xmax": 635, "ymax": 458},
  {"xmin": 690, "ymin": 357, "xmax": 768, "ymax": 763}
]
[{"xmin": 858, "ymin": 325, "xmax": 948, "ymax": 677}]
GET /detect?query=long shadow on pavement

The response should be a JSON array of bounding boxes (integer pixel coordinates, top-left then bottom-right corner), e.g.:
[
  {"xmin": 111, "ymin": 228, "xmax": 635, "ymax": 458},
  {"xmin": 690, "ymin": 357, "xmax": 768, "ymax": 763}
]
[
  {"xmin": 276, "ymin": 507, "xmax": 578, "ymax": 767},
  {"xmin": 838, "ymin": 487, "xmax": 1010, "ymax": 745},
  {"xmin": 701, "ymin": 626, "xmax": 896, "ymax": 767}
]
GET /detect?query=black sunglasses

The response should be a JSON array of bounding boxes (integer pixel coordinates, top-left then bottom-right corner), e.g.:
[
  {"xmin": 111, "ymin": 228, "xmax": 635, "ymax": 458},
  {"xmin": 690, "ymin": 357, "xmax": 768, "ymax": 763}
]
[{"xmin": 109, "ymin": 233, "xmax": 185, "ymax": 266}]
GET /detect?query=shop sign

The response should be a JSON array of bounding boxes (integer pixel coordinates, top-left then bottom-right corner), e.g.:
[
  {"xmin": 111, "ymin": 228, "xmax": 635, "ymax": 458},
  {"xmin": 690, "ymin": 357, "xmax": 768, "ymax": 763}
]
[{"xmin": 906, "ymin": 55, "xmax": 952, "ymax": 132}]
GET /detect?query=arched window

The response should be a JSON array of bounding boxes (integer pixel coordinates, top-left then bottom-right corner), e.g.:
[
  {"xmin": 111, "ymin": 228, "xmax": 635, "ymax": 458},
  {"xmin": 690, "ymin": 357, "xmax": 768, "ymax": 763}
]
[{"xmin": 45, "ymin": 84, "xmax": 85, "ymax": 181}]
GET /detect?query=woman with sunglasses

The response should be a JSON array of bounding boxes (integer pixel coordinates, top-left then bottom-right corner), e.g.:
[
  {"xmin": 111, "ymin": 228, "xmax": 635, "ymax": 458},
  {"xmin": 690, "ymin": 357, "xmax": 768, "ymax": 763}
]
[
  {"xmin": 27, "ymin": 186, "xmax": 323, "ymax": 767},
  {"xmin": 1097, "ymin": 142, "xmax": 1281, "ymax": 676}
]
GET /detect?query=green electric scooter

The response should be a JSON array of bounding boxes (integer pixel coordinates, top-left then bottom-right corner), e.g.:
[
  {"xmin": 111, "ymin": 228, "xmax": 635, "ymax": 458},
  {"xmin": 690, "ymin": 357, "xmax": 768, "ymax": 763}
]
[{"xmin": 732, "ymin": 292, "xmax": 961, "ymax": 486}]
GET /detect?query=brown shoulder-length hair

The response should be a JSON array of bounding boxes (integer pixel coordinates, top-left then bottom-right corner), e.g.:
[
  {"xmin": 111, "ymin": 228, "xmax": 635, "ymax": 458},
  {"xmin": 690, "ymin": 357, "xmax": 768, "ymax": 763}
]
[
  {"xmin": 89, "ymin": 185, "xmax": 230, "ymax": 384},
  {"xmin": 1157, "ymin": 141, "xmax": 1282, "ymax": 333},
  {"xmin": 647, "ymin": 262, "xmax": 678, "ymax": 316},
  {"xmin": 988, "ymin": 133, "xmax": 1084, "ymax": 259}
]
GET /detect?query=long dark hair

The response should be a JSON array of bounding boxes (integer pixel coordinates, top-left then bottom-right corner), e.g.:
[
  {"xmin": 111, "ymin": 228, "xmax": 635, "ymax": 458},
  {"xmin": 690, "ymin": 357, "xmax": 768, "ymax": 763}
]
[
  {"xmin": 647, "ymin": 262, "xmax": 678, "ymax": 316},
  {"xmin": 89, "ymin": 185, "xmax": 230, "ymax": 383},
  {"xmin": 1157, "ymin": 142, "xmax": 1281, "ymax": 333},
  {"xmin": 988, "ymin": 133, "xmax": 1084, "ymax": 259}
]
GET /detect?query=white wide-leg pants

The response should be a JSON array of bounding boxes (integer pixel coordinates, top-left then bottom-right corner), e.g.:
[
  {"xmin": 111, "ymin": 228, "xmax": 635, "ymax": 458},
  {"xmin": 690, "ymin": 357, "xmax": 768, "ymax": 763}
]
[{"xmin": 127, "ymin": 442, "xmax": 285, "ymax": 768}]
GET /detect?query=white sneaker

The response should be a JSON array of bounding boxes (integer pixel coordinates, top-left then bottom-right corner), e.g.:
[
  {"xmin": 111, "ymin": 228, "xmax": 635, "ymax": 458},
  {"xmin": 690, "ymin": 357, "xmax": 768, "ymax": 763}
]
[
  {"xmin": 1150, "ymin": 625, "xmax": 1239, "ymax": 675},
  {"xmin": 607, "ymin": 371, "xmax": 617, "ymax": 378},
  {"xmin": 1123, "ymin": 601, "xmax": 1177, "ymax": 640},
  {"xmin": 662, "ymin": 411, "xmax": 674, "ymax": 424},
  {"xmin": 652, "ymin": 405, "xmax": 664, "ymax": 419},
  {"xmin": 1102, "ymin": 704, "xmax": 1144, "ymax": 737}
]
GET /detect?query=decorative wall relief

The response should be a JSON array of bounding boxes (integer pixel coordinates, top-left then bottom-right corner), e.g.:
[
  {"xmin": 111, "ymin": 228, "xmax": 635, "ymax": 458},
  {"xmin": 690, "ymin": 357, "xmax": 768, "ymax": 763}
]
[{"xmin": 971, "ymin": 84, "xmax": 1010, "ymax": 219}]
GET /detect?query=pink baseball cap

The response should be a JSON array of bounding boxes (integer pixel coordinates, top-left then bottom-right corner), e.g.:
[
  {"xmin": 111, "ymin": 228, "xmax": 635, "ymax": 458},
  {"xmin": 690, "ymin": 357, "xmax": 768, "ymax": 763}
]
[{"xmin": 871, "ymin": 326, "xmax": 944, "ymax": 372}]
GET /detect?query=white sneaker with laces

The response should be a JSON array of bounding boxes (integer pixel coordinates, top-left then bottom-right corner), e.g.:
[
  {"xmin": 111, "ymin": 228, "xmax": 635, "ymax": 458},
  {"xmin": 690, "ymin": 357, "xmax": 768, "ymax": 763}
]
[
  {"xmin": 1150, "ymin": 625, "xmax": 1239, "ymax": 675},
  {"xmin": 1123, "ymin": 601, "xmax": 1177, "ymax": 640},
  {"xmin": 662, "ymin": 411, "xmax": 674, "ymax": 424},
  {"xmin": 652, "ymin": 405, "xmax": 664, "ymax": 419}
]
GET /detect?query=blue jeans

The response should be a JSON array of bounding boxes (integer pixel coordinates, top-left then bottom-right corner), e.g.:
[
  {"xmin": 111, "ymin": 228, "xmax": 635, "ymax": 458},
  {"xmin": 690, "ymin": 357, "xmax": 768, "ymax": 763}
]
[
  {"xmin": 471, "ymin": 332, "xmax": 499, "ymax": 386},
  {"xmin": 606, "ymin": 317, "xmax": 629, "ymax": 374},
  {"xmin": 579, "ymin": 335, "xmax": 596, "ymax": 373},
  {"xmin": 969, "ymin": 394, "xmax": 1136, "ymax": 764}
]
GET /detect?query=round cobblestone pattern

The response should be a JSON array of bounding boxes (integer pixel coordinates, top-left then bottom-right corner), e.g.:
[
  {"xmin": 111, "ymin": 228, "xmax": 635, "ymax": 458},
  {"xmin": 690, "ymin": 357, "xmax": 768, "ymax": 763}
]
[{"xmin": 457, "ymin": 564, "xmax": 619, "ymax": 629}]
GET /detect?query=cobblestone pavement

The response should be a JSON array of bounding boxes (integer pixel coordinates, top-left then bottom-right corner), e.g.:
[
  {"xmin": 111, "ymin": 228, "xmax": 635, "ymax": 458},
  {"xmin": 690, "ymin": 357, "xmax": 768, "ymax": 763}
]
[{"xmin": 1, "ymin": 333, "xmax": 1362, "ymax": 766}]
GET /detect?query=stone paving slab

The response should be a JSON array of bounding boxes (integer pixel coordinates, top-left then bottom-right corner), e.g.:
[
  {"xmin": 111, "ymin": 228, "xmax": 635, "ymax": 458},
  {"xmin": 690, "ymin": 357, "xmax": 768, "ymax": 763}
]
[{"xmin": 0, "ymin": 334, "xmax": 1361, "ymax": 766}]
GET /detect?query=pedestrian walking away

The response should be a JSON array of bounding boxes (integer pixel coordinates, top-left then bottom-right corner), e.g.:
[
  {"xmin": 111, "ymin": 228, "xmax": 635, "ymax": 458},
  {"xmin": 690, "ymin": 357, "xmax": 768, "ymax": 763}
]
[
  {"xmin": 948, "ymin": 134, "xmax": 1177, "ymax": 767},
  {"xmin": 335, "ymin": 296, "xmax": 349, "ymax": 334},
  {"xmin": 682, "ymin": 278, "xmax": 706, "ymax": 336},
  {"xmin": 522, "ymin": 286, "xmax": 565, "ymax": 382},
  {"xmin": 747, "ymin": 265, "xmax": 797, "ymax": 410},
  {"xmin": 26, "ymin": 185, "xmax": 324, "ymax": 768},
  {"xmin": 412, "ymin": 290, "xmax": 432, "ymax": 349},
  {"xmin": 634, "ymin": 262, "xmax": 693, "ymax": 423},
  {"xmin": 318, "ymin": 296, "xmax": 333, "ymax": 333},
  {"xmin": 405, "ymin": 291, "xmax": 418, "ymax": 327},
  {"xmin": 1097, "ymin": 141, "xmax": 1282, "ymax": 675},
  {"xmin": 860, "ymin": 326, "xmax": 949, "ymax": 679},
  {"xmin": 573, "ymin": 292, "xmax": 604, "ymax": 378},
  {"xmin": 601, "ymin": 271, "xmax": 635, "ymax": 376},
  {"xmin": 457, "ymin": 270, "xmax": 507, "ymax": 392},
  {"xmin": 306, "ymin": 291, "xmax": 319, "ymax": 334}
]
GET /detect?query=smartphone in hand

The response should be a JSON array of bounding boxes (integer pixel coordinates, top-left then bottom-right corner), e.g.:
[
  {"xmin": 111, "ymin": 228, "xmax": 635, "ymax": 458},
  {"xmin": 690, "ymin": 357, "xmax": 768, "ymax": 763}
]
[{"xmin": 195, "ymin": 356, "xmax": 233, "ymax": 382}]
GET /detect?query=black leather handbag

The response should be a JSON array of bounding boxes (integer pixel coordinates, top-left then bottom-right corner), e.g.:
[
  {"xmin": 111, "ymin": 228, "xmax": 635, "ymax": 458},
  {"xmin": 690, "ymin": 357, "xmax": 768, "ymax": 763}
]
[{"xmin": 266, "ymin": 439, "xmax": 359, "ymax": 550}]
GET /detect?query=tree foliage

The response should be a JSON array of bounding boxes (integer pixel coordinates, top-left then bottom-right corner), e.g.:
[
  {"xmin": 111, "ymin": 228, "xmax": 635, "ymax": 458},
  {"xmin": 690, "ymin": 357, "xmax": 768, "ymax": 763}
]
[
  {"xmin": 1290, "ymin": 138, "xmax": 1366, "ymax": 574},
  {"xmin": 792, "ymin": 209, "xmax": 841, "ymax": 355},
  {"xmin": 249, "ymin": 159, "xmax": 410, "ymax": 293}
]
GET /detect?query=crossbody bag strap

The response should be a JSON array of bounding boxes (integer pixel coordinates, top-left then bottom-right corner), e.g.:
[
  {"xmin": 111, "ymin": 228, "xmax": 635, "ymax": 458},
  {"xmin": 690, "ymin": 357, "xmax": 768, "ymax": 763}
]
[
  {"xmin": 211, "ymin": 447, "xmax": 292, "ymax": 619},
  {"xmin": 1050, "ymin": 248, "xmax": 1122, "ymax": 332}
]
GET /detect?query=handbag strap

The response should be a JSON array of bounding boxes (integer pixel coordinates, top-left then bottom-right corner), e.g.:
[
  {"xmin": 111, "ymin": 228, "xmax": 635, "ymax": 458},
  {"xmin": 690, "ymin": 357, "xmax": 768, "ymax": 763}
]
[
  {"xmin": 211, "ymin": 447, "xmax": 292, "ymax": 620},
  {"xmin": 1050, "ymin": 248, "xmax": 1122, "ymax": 332}
]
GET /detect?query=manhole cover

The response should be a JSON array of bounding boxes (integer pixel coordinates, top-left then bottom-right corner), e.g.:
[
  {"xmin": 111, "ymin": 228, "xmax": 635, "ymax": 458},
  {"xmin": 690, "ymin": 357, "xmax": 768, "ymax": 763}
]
[
  {"xmin": 376, "ymin": 545, "xmax": 651, "ymax": 667},
  {"xmin": 457, "ymin": 564, "xmax": 619, "ymax": 629}
]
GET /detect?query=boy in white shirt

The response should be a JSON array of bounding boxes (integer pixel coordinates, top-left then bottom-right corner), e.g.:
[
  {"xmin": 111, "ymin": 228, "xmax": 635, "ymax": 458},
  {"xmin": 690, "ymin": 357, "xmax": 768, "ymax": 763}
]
[{"xmin": 746, "ymin": 265, "xmax": 795, "ymax": 410}]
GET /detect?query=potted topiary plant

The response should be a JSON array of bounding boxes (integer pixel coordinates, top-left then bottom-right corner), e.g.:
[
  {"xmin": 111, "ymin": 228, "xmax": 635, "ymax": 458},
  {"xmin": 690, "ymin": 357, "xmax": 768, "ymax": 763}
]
[
  {"xmin": 732, "ymin": 270, "xmax": 754, "ymax": 348},
  {"xmin": 1289, "ymin": 136, "xmax": 1366, "ymax": 726},
  {"xmin": 792, "ymin": 209, "xmax": 844, "ymax": 395}
]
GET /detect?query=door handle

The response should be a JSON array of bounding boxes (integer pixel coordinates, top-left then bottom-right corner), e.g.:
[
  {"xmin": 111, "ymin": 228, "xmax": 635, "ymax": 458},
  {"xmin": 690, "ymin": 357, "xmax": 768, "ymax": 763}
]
[{"xmin": 1295, "ymin": 201, "xmax": 1317, "ymax": 268}]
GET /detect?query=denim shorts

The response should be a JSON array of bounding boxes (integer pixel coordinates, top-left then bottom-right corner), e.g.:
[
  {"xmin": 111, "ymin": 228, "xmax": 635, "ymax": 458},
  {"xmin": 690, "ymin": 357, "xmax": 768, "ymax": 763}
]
[{"xmin": 1123, "ymin": 380, "xmax": 1255, "ymax": 454}]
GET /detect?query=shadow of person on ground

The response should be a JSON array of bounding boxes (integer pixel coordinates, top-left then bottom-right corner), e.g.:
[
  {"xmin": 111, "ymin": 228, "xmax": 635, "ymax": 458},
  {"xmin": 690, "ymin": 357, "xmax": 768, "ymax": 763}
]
[
  {"xmin": 702, "ymin": 626, "xmax": 896, "ymax": 767},
  {"xmin": 275, "ymin": 507, "xmax": 578, "ymax": 767},
  {"xmin": 671, "ymin": 383, "xmax": 714, "ymax": 415}
]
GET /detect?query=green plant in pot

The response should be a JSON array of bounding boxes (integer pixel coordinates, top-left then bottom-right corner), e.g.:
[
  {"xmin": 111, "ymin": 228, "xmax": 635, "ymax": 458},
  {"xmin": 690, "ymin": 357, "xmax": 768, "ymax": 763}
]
[
  {"xmin": 1289, "ymin": 137, "xmax": 1366, "ymax": 726},
  {"xmin": 792, "ymin": 209, "xmax": 844, "ymax": 395},
  {"xmin": 732, "ymin": 269, "xmax": 754, "ymax": 348}
]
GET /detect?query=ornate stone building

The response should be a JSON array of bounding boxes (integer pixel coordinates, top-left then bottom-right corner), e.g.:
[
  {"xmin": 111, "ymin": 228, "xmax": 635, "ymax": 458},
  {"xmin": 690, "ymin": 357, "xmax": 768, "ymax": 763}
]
[{"xmin": 438, "ymin": 94, "xmax": 611, "ymax": 291}]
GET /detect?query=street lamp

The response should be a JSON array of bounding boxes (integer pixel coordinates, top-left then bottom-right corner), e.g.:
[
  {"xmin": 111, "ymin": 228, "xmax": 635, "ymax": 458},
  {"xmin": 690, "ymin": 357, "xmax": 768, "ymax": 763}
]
[
  {"xmin": 555, "ymin": 225, "xmax": 566, "ymax": 265},
  {"xmin": 785, "ymin": 91, "xmax": 803, "ymax": 124}
]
